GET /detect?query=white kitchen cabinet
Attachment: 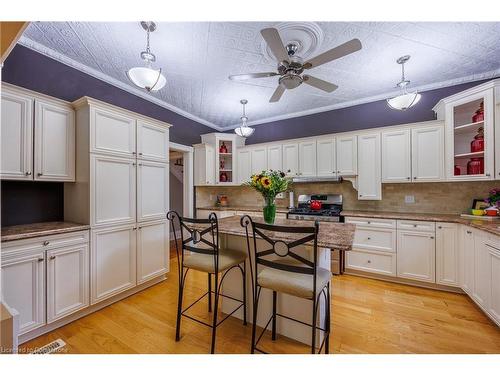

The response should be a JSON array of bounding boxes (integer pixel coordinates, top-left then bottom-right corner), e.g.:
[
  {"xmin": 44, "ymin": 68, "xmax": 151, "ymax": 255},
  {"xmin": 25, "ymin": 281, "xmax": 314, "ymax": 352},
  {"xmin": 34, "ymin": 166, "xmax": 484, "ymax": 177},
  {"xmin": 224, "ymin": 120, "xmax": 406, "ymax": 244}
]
[
  {"xmin": 194, "ymin": 143, "xmax": 215, "ymax": 185},
  {"xmin": 436, "ymin": 222, "xmax": 460, "ymax": 287},
  {"xmin": 461, "ymin": 226, "xmax": 475, "ymax": 294},
  {"xmin": 91, "ymin": 154, "xmax": 137, "ymax": 227},
  {"xmin": 336, "ymin": 135, "xmax": 357, "ymax": 176},
  {"xmin": 91, "ymin": 224, "xmax": 137, "ymax": 304},
  {"xmin": 137, "ymin": 220, "xmax": 169, "ymax": 284},
  {"xmin": 34, "ymin": 99, "xmax": 75, "ymax": 182},
  {"xmin": 346, "ymin": 249, "xmax": 397, "ymax": 276},
  {"xmin": 46, "ymin": 243, "xmax": 89, "ymax": 323},
  {"xmin": 298, "ymin": 140, "xmax": 317, "ymax": 177},
  {"xmin": 91, "ymin": 106, "xmax": 136, "ymax": 158},
  {"xmin": 237, "ymin": 148, "xmax": 251, "ymax": 183},
  {"xmin": 357, "ymin": 133, "xmax": 381, "ymax": 200},
  {"xmin": 251, "ymin": 146, "xmax": 268, "ymax": 174},
  {"xmin": 381, "ymin": 128, "xmax": 411, "ymax": 183},
  {"xmin": 1, "ymin": 247, "xmax": 45, "ymax": 334},
  {"xmin": 282, "ymin": 142, "xmax": 299, "ymax": 177},
  {"xmin": 267, "ymin": 144, "xmax": 283, "ymax": 172},
  {"xmin": 411, "ymin": 124, "xmax": 445, "ymax": 182},
  {"xmin": 137, "ymin": 119, "xmax": 169, "ymax": 162},
  {"xmin": 0, "ymin": 89, "xmax": 33, "ymax": 180},
  {"xmin": 472, "ymin": 229, "xmax": 490, "ymax": 307},
  {"xmin": 316, "ymin": 137, "xmax": 336, "ymax": 177},
  {"xmin": 487, "ymin": 242, "xmax": 500, "ymax": 324},
  {"xmin": 397, "ymin": 230, "xmax": 436, "ymax": 282},
  {"xmin": 137, "ymin": 160, "xmax": 169, "ymax": 222}
]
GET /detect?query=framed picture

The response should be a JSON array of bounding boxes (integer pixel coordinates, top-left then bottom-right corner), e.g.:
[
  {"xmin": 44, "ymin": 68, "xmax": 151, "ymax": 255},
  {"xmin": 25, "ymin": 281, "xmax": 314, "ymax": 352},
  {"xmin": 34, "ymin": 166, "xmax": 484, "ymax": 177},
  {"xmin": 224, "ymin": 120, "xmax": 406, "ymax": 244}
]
[{"xmin": 472, "ymin": 199, "xmax": 489, "ymax": 210}]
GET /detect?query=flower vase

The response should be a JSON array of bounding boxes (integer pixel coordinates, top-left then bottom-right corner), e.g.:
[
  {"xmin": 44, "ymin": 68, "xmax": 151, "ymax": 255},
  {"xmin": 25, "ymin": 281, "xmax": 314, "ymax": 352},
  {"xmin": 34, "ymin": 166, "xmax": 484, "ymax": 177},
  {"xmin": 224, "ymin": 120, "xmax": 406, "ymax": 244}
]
[{"xmin": 263, "ymin": 197, "xmax": 276, "ymax": 224}]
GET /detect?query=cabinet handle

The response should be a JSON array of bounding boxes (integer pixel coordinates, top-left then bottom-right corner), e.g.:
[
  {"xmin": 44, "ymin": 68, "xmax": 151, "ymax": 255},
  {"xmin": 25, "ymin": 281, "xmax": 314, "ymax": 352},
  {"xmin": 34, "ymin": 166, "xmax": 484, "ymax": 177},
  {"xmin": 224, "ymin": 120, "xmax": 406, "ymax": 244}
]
[
  {"xmin": 50, "ymin": 255, "xmax": 56, "ymax": 260},
  {"xmin": 287, "ymin": 169, "xmax": 291, "ymax": 173},
  {"xmin": 43, "ymin": 241, "xmax": 50, "ymax": 246},
  {"xmin": 367, "ymin": 221, "xmax": 371, "ymax": 224},
  {"xmin": 367, "ymin": 237, "xmax": 371, "ymax": 240},
  {"xmin": 413, "ymin": 224, "xmax": 417, "ymax": 228},
  {"xmin": 25, "ymin": 171, "xmax": 32, "ymax": 176},
  {"xmin": 466, "ymin": 230, "xmax": 472, "ymax": 234},
  {"xmin": 37, "ymin": 173, "xmax": 43, "ymax": 176},
  {"xmin": 37, "ymin": 258, "xmax": 44, "ymax": 262},
  {"xmin": 139, "ymin": 152, "xmax": 143, "ymax": 156},
  {"xmin": 486, "ymin": 173, "xmax": 491, "ymax": 177},
  {"xmin": 133, "ymin": 227, "xmax": 137, "ymax": 231},
  {"xmin": 132, "ymin": 151, "xmax": 136, "ymax": 155},
  {"xmin": 138, "ymin": 163, "xmax": 143, "ymax": 166},
  {"xmin": 407, "ymin": 177, "xmax": 410, "ymax": 180},
  {"xmin": 438, "ymin": 226, "xmax": 442, "ymax": 229},
  {"xmin": 138, "ymin": 226, "xmax": 142, "ymax": 230},
  {"xmin": 132, "ymin": 163, "xmax": 136, "ymax": 166},
  {"xmin": 367, "ymin": 260, "xmax": 371, "ymax": 264},
  {"xmin": 430, "ymin": 236, "xmax": 435, "ymax": 239},
  {"xmin": 414, "ymin": 177, "xmax": 417, "ymax": 180},
  {"xmin": 359, "ymin": 194, "xmax": 363, "ymax": 197}
]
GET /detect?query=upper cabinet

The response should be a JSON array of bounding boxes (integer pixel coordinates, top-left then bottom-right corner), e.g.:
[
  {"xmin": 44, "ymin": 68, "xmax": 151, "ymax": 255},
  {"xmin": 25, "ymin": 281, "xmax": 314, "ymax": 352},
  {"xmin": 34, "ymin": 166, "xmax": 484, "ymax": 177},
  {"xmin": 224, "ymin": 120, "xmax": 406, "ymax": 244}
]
[
  {"xmin": 381, "ymin": 129, "xmax": 411, "ymax": 183},
  {"xmin": 251, "ymin": 146, "xmax": 268, "ymax": 175},
  {"xmin": 298, "ymin": 140, "xmax": 317, "ymax": 177},
  {"xmin": 316, "ymin": 137, "xmax": 336, "ymax": 177},
  {"xmin": 267, "ymin": 144, "xmax": 283, "ymax": 172},
  {"xmin": 411, "ymin": 124, "xmax": 445, "ymax": 182},
  {"xmin": 357, "ymin": 133, "xmax": 381, "ymax": 200},
  {"xmin": 236, "ymin": 148, "xmax": 251, "ymax": 184},
  {"xmin": 1, "ymin": 85, "xmax": 75, "ymax": 182},
  {"xmin": 194, "ymin": 143, "xmax": 215, "ymax": 185},
  {"xmin": 1, "ymin": 89, "xmax": 33, "ymax": 180},
  {"xmin": 336, "ymin": 135, "xmax": 357, "ymax": 176},
  {"xmin": 137, "ymin": 120, "xmax": 169, "ymax": 162},
  {"xmin": 282, "ymin": 142, "xmax": 299, "ymax": 177}
]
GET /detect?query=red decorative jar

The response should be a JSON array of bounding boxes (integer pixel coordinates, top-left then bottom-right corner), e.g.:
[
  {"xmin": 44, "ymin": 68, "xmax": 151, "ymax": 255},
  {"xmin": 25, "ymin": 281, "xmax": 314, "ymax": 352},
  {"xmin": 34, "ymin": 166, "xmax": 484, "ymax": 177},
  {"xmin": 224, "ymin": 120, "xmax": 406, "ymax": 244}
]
[
  {"xmin": 472, "ymin": 102, "xmax": 484, "ymax": 123},
  {"xmin": 219, "ymin": 142, "xmax": 228, "ymax": 154},
  {"xmin": 470, "ymin": 127, "xmax": 484, "ymax": 153},
  {"xmin": 467, "ymin": 158, "xmax": 484, "ymax": 175},
  {"xmin": 219, "ymin": 172, "xmax": 228, "ymax": 182},
  {"xmin": 454, "ymin": 165, "xmax": 461, "ymax": 176}
]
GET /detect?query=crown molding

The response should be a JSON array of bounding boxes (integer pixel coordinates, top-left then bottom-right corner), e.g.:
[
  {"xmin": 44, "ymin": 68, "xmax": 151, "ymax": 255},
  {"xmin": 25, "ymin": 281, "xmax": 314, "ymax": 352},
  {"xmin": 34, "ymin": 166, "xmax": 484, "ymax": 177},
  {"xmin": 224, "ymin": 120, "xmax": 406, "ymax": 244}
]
[{"xmin": 18, "ymin": 36, "xmax": 224, "ymax": 131}]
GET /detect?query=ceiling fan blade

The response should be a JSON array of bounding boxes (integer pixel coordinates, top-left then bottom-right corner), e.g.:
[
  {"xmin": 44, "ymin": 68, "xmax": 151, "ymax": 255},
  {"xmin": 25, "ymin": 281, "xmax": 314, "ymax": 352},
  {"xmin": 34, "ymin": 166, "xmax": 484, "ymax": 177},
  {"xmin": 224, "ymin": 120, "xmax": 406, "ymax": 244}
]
[
  {"xmin": 304, "ymin": 39, "xmax": 362, "ymax": 69},
  {"xmin": 303, "ymin": 75, "xmax": 338, "ymax": 93},
  {"xmin": 269, "ymin": 85, "xmax": 285, "ymax": 102},
  {"xmin": 228, "ymin": 72, "xmax": 279, "ymax": 81},
  {"xmin": 261, "ymin": 28, "xmax": 289, "ymax": 63}
]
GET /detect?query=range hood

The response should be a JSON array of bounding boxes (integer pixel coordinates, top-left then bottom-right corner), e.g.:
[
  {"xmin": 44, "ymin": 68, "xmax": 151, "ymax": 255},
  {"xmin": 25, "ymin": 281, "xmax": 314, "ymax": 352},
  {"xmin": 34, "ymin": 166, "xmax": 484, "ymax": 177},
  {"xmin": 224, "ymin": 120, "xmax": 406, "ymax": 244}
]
[{"xmin": 291, "ymin": 176, "xmax": 344, "ymax": 183}]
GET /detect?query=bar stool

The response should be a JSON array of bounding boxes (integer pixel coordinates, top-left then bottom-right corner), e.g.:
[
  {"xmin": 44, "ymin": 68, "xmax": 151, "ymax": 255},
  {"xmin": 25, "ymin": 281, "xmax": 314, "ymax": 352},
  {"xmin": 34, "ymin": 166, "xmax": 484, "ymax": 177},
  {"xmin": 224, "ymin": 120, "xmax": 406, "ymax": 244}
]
[
  {"xmin": 240, "ymin": 215, "xmax": 331, "ymax": 354},
  {"xmin": 167, "ymin": 211, "xmax": 247, "ymax": 354}
]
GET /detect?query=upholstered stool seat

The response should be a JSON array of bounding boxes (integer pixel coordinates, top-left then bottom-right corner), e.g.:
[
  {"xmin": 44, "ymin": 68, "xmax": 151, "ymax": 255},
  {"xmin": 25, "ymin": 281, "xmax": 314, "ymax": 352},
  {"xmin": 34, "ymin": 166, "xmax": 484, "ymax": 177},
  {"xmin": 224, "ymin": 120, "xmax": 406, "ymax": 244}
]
[{"xmin": 184, "ymin": 249, "xmax": 247, "ymax": 274}]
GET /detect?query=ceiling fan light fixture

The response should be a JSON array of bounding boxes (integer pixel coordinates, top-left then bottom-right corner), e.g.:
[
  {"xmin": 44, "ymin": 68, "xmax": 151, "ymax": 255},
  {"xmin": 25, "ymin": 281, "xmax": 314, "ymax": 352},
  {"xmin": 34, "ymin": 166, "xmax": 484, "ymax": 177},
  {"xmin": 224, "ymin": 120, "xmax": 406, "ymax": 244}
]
[
  {"xmin": 387, "ymin": 55, "xmax": 421, "ymax": 111},
  {"xmin": 127, "ymin": 21, "xmax": 166, "ymax": 92},
  {"xmin": 234, "ymin": 99, "xmax": 254, "ymax": 138}
]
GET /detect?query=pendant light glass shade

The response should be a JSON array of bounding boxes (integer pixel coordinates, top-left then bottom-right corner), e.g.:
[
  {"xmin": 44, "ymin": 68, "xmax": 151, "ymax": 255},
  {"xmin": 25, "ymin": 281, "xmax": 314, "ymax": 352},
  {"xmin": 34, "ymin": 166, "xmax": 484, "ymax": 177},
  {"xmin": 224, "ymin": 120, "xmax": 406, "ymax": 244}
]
[
  {"xmin": 127, "ymin": 66, "xmax": 166, "ymax": 92},
  {"xmin": 387, "ymin": 55, "xmax": 421, "ymax": 111},
  {"xmin": 234, "ymin": 99, "xmax": 254, "ymax": 138}
]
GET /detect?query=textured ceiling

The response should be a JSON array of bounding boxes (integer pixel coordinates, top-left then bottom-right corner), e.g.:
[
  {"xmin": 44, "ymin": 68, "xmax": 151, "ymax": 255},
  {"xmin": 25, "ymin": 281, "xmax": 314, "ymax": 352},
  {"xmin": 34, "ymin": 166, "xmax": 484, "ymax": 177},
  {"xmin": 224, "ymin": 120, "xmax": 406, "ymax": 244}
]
[{"xmin": 19, "ymin": 21, "xmax": 500, "ymax": 130}]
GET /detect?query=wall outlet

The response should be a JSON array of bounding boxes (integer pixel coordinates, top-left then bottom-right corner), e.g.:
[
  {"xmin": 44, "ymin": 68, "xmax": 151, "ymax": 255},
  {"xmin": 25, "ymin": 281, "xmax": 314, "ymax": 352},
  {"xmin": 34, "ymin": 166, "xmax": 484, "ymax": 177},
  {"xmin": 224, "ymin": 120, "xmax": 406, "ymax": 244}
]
[
  {"xmin": 276, "ymin": 192, "xmax": 285, "ymax": 199},
  {"xmin": 405, "ymin": 195, "xmax": 415, "ymax": 204}
]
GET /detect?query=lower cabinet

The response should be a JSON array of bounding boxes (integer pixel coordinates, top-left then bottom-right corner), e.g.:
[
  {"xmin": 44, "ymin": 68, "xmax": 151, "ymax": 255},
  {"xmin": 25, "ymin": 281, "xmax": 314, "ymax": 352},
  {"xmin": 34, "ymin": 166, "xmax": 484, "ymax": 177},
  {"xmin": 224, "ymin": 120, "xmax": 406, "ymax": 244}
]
[
  {"xmin": 397, "ymin": 230, "xmax": 436, "ymax": 283},
  {"xmin": 487, "ymin": 242, "xmax": 500, "ymax": 324},
  {"xmin": 91, "ymin": 224, "xmax": 137, "ymax": 304},
  {"xmin": 137, "ymin": 220, "xmax": 169, "ymax": 284},
  {"xmin": 461, "ymin": 226, "xmax": 475, "ymax": 294},
  {"xmin": 472, "ymin": 229, "xmax": 490, "ymax": 307},
  {"xmin": 346, "ymin": 249, "xmax": 397, "ymax": 276},
  {"xmin": 436, "ymin": 222, "xmax": 460, "ymax": 287}
]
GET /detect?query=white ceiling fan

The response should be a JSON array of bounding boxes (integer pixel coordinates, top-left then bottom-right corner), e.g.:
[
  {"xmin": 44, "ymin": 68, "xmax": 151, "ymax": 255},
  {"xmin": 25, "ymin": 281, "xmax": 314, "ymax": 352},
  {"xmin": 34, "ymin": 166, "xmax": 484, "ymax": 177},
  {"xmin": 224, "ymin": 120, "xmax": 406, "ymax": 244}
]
[{"xmin": 228, "ymin": 27, "xmax": 362, "ymax": 103}]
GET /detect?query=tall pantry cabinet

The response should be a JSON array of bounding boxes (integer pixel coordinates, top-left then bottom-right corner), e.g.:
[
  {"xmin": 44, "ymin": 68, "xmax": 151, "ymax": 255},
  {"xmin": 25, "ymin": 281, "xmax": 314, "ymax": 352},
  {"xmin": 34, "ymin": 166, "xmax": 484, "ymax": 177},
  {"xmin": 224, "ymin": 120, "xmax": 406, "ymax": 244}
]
[{"xmin": 65, "ymin": 97, "xmax": 171, "ymax": 304}]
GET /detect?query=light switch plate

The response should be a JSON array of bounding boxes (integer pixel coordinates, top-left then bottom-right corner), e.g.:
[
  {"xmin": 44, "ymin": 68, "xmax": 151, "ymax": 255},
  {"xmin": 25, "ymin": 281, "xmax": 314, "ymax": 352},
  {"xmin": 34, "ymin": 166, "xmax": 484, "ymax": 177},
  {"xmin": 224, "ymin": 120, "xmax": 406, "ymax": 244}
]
[
  {"xmin": 405, "ymin": 195, "xmax": 415, "ymax": 204},
  {"xmin": 276, "ymin": 192, "xmax": 285, "ymax": 199}
]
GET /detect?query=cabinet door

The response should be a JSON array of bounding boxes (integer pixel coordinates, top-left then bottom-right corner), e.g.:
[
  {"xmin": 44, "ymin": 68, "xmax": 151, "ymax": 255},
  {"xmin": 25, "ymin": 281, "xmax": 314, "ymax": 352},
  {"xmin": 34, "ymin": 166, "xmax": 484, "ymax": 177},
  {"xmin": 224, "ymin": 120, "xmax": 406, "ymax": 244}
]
[
  {"xmin": 91, "ymin": 106, "xmax": 136, "ymax": 157},
  {"xmin": 472, "ymin": 229, "xmax": 490, "ymax": 308},
  {"xmin": 237, "ymin": 149, "xmax": 251, "ymax": 183},
  {"xmin": 91, "ymin": 155, "xmax": 136, "ymax": 227},
  {"xmin": 46, "ymin": 243, "xmax": 89, "ymax": 323},
  {"xmin": 194, "ymin": 144, "xmax": 215, "ymax": 185},
  {"xmin": 1, "ymin": 90, "xmax": 33, "ymax": 180},
  {"xmin": 91, "ymin": 225, "xmax": 137, "ymax": 304},
  {"xmin": 1, "ymin": 248, "xmax": 45, "ymax": 334},
  {"xmin": 336, "ymin": 135, "xmax": 357, "ymax": 176},
  {"xmin": 357, "ymin": 133, "xmax": 381, "ymax": 200},
  {"xmin": 34, "ymin": 100, "xmax": 75, "ymax": 181},
  {"xmin": 137, "ymin": 160, "xmax": 169, "ymax": 222},
  {"xmin": 206, "ymin": 145, "xmax": 215, "ymax": 184},
  {"xmin": 381, "ymin": 129, "xmax": 411, "ymax": 183},
  {"xmin": 137, "ymin": 220, "xmax": 169, "ymax": 284},
  {"xmin": 298, "ymin": 140, "xmax": 317, "ymax": 176},
  {"xmin": 411, "ymin": 125, "xmax": 444, "ymax": 182},
  {"xmin": 487, "ymin": 243, "xmax": 500, "ymax": 324},
  {"xmin": 461, "ymin": 227, "xmax": 475, "ymax": 294},
  {"xmin": 267, "ymin": 144, "xmax": 283, "ymax": 172},
  {"xmin": 251, "ymin": 147, "xmax": 268, "ymax": 174},
  {"xmin": 137, "ymin": 120, "xmax": 169, "ymax": 162},
  {"xmin": 282, "ymin": 143, "xmax": 299, "ymax": 177},
  {"xmin": 397, "ymin": 230, "xmax": 436, "ymax": 282},
  {"xmin": 436, "ymin": 222, "xmax": 459, "ymax": 286},
  {"xmin": 316, "ymin": 138, "xmax": 336, "ymax": 177}
]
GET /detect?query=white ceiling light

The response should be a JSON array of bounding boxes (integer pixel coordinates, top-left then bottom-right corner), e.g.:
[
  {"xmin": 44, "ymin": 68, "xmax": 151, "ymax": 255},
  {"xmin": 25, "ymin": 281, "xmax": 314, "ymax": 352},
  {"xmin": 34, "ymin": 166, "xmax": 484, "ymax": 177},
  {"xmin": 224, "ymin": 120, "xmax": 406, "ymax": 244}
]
[
  {"xmin": 387, "ymin": 55, "xmax": 421, "ymax": 111},
  {"xmin": 127, "ymin": 21, "xmax": 166, "ymax": 92},
  {"xmin": 234, "ymin": 99, "xmax": 255, "ymax": 138}
]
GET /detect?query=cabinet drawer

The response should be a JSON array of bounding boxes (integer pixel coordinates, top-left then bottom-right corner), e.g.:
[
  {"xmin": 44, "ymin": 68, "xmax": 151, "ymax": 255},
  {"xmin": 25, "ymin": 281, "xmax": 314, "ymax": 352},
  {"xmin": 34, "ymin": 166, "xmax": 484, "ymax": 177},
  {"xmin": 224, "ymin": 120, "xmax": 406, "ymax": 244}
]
[
  {"xmin": 352, "ymin": 227, "xmax": 396, "ymax": 253},
  {"xmin": 346, "ymin": 249, "xmax": 396, "ymax": 276},
  {"xmin": 345, "ymin": 216, "xmax": 396, "ymax": 229},
  {"xmin": 397, "ymin": 220, "xmax": 435, "ymax": 232}
]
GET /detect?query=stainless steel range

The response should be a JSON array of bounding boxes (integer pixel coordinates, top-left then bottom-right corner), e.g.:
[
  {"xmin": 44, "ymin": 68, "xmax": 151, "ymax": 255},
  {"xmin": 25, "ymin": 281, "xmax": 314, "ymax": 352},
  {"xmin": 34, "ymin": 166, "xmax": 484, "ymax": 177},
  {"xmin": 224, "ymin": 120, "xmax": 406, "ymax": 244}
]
[{"xmin": 287, "ymin": 194, "xmax": 343, "ymax": 222}]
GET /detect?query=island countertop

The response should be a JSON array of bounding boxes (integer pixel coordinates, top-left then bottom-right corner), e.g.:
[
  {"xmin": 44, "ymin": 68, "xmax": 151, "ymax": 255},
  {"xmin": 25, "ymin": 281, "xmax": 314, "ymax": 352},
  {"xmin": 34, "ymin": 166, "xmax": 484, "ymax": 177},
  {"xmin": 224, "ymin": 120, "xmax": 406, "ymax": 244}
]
[{"xmin": 195, "ymin": 215, "xmax": 355, "ymax": 251}]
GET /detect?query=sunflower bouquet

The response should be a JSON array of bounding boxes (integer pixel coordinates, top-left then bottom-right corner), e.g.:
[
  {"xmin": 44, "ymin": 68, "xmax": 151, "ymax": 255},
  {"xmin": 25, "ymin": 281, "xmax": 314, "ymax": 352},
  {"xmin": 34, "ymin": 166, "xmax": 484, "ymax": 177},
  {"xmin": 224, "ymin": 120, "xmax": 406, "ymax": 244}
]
[{"xmin": 244, "ymin": 170, "xmax": 290, "ymax": 223}]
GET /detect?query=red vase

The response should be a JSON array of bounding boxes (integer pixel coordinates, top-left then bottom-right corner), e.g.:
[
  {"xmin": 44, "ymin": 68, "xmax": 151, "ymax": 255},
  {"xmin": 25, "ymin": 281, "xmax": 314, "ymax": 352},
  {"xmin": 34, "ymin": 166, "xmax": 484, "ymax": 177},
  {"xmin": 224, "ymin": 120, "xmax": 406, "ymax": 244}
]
[
  {"xmin": 220, "ymin": 172, "xmax": 228, "ymax": 182},
  {"xmin": 467, "ymin": 158, "xmax": 484, "ymax": 175},
  {"xmin": 472, "ymin": 102, "xmax": 484, "ymax": 123},
  {"xmin": 470, "ymin": 127, "xmax": 484, "ymax": 153},
  {"xmin": 454, "ymin": 165, "xmax": 461, "ymax": 176},
  {"xmin": 219, "ymin": 142, "xmax": 228, "ymax": 154}
]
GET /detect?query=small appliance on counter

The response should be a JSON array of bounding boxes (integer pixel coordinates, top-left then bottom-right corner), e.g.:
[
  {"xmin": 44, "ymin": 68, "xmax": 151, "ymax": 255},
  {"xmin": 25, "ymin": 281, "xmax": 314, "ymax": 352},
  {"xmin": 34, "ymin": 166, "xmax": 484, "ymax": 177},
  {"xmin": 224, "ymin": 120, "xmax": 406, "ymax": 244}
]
[{"xmin": 215, "ymin": 195, "xmax": 229, "ymax": 207}]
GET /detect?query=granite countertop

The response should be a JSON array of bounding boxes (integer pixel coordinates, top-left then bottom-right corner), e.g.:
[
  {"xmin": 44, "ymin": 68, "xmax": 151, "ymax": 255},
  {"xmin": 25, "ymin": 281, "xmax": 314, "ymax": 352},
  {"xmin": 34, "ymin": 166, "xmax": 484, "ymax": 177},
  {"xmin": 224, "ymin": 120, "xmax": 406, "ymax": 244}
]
[
  {"xmin": 197, "ymin": 206, "xmax": 289, "ymax": 214},
  {"xmin": 1, "ymin": 222, "xmax": 90, "ymax": 242},
  {"xmin": 341, "ymin": 210, "xmax": 500, "ymax": 236},
  {"xmin": 189, "ymin": 215, "xmax": 355, "ymax": 251}
]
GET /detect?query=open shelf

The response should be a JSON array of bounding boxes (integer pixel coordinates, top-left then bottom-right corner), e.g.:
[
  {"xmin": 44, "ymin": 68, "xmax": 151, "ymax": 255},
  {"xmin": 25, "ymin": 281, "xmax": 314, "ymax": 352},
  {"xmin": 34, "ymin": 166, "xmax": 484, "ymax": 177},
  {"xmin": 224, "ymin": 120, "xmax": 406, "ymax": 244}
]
[
  {"xmin": 454, "ymin": 120, "xmax": 484, "ymax": 135},
  {"xmin": 219, "ymin": 153, "xmax": 232, "ymax": 156},
  {"xmin": 454, "ymin": 151, "xmax": 484, "ymax": 159}
]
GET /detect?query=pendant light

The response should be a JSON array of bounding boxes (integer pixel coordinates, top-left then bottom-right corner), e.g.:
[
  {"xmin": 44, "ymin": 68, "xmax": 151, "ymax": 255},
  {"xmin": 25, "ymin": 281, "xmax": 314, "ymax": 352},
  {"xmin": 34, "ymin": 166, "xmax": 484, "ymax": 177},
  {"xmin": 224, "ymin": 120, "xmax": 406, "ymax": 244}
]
[
  {"xmin": 387, "ymin": 55, "xmax": 421, "ymax": 111},
  {"xmin": 127, "ymin": 21, "xmax": 166, "ymax": 92},
  {"xmin": 234, "ymin": 99, "xmax": 255, "ymax": 138}
]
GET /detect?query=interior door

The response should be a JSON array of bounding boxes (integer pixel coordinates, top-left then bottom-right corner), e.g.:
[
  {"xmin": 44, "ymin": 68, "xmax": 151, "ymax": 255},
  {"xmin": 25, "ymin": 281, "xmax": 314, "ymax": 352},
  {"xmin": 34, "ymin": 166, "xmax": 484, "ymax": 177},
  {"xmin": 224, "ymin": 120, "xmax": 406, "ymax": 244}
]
[
  {"xmin": 137, "ymin": 120, "xmax": 169, "ymax": 162},
  {"xmin": 91, "ymin": 106, "xmax": 136, "ymax": 157},
  {"xmin": 34, "ymin": 99, "xmax": 75, "ymax": 181},
  {"xmin": 137, "ymin": 160, "xmax": 169, "ymax": 222},
  {"xmin": 282, "ymin": 143, "xmax": 298, "ymax": 177},
  {"xmin": 411, "ymin": 125, "xmax": 444, "ymax": 182},
  {"xmin": 91, "ymin": 154, "xmax": 137, "ymax": 227},
  {"xmin": 267, "ymin": 144, "xmax": 283, "ymax": 172},
  {"xmin": 46, "ymin": 243, "xmax": 89, "ymax": 323},
  {"xmin": 336, "ymin": 135, "xmax": 357, "ymax": 176},
  {"xmin": 381, "ymin": 129, "xmax": 411, "ymax": 182},
  {"xmin": 397, "ymin": 230, "xmax": 436, "ymax": 282},
  {"xmin": 298, "ymin": 140, "xmax": 317, "ymax": 176},
  {"xmin": 137, "ymin": 220, "xmax": 169, "ymax": 284},
  {"xmin": 0, "ymin": 90, "xmax": 33, "ymax": 180},
  {"xmin": 357, "ymin": 133, "xmax": 381, "ymax": 200},
  {"xmin": 316, "ymin": 138, "xmax": 336, "ymax": 176}
]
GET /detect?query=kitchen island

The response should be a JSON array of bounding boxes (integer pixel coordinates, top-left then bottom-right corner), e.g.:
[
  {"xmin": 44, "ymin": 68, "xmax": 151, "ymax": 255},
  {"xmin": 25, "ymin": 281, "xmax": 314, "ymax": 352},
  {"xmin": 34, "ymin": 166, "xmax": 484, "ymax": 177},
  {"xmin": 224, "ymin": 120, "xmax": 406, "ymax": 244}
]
[{"xmin": 208, "ymin": 215, "xmax": 355, "ymax": 347}]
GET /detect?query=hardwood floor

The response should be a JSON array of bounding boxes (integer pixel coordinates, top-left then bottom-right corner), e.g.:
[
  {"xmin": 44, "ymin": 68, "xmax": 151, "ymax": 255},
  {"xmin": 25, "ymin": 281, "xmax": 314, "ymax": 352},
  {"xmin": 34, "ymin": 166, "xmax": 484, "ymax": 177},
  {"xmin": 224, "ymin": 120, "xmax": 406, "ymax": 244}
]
[{"xmin": 20, "ymin": 245, "xmax": 500, "ymax": 354}]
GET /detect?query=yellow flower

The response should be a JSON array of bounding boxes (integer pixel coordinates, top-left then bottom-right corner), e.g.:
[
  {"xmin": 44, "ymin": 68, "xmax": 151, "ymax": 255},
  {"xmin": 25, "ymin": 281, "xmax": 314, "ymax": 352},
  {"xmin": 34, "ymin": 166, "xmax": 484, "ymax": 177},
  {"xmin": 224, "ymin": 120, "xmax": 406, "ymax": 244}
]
[
  {"xmin": 260, "ymin": 176, "xmax": 272, "ymax": 189},
  {"xmin": 251, "ymin": 175, "xmax": 259, "ymax": 184}
]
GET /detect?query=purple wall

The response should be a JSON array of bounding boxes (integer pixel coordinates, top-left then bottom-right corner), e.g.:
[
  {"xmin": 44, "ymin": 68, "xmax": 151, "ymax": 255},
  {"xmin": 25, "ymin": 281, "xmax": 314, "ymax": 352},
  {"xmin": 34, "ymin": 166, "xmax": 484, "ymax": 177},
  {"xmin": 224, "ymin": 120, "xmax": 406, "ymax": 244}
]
[{"xmin": 1, "ymin": 45, "xmax": 215, "ymax": 146}]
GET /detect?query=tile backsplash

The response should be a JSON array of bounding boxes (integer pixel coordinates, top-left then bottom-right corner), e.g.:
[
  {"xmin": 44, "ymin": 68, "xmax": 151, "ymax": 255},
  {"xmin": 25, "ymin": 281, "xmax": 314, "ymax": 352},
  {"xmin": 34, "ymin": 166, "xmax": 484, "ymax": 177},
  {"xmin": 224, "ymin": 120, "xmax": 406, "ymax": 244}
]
[{"xmin": 196, "ymin": 180, "xmax": 499, "ymax": 214}]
